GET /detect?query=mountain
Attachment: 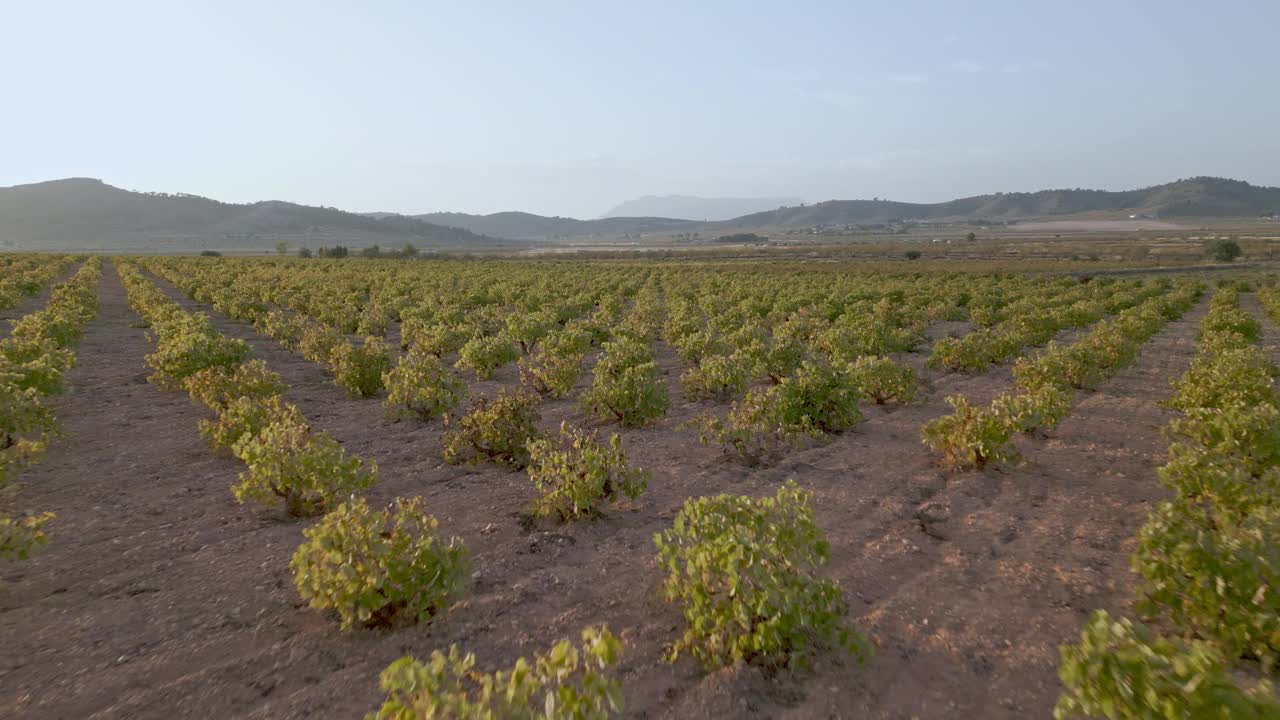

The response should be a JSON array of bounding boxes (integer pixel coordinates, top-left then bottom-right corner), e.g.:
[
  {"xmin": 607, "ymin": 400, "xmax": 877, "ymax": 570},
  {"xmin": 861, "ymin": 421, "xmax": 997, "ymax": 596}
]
[
  {"xmin": 721, "ymin": 177, "xmax": 1280, "ymax": 229},
  {"xmin": 409, "ymin": 177, "xmax": 1280, "ymax": 241},
  {"xmin": 406, "ymin": 211, "xmax": 698, "ymax": 241},
  {"xmin": 601, "ymin": 195, "xmax": 803, "ymax": 221},
  {"xmin": 0, "ymin": 178, "xmax": 512, "ymax": 252},
  {"xmin": 6, "ymin": 176, "xmax": 1273, "ymax": 252}
]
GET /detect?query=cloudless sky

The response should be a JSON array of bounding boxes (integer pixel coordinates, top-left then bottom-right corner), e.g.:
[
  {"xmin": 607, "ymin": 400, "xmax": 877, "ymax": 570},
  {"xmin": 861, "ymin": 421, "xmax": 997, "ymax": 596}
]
[{"xmin": 3, "ymin": 1, "xmax": 1278, "ymax": 217}]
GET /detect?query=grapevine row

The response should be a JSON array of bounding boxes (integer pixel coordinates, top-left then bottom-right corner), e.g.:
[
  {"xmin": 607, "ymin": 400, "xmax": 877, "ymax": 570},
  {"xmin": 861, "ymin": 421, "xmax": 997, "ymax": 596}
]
[
  {"xmin": 131, "ymin": 258, "xmax": 903, "ymax": 715},
  {"xmin": 922, "ymin": 280, "xmax": 1203, "ymax": 469},
  {"xmin": 0, "ymin": 258, "xmax": 102, "ymax": 560},
  {"xmin": 1054, "ymin": 287, "xmax": 1279, "ymax": 718},
  {"xmin": 0, "ymin": 254, "xmax": 75, "ymax": 315}
]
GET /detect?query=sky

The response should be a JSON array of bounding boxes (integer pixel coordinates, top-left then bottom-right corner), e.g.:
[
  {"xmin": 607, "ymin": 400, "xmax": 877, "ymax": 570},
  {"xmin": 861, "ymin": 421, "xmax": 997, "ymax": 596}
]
[{"xmin": 3, "ymin": 1, "xmax": 1278, "ymax": 218}]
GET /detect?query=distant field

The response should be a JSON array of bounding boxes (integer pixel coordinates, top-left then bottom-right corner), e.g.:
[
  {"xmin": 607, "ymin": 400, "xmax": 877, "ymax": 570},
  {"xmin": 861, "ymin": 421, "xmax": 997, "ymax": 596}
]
[{"xmin": 1007, "ymin": 219, "xmax": 1189, "ymax": 233}]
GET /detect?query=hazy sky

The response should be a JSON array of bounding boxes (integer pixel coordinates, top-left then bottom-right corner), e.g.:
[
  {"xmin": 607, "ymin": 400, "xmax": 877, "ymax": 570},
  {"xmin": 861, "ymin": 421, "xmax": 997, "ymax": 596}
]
[{"xmin": 4, "ymin": 1, "xmax": 1278, "ymax": 217}]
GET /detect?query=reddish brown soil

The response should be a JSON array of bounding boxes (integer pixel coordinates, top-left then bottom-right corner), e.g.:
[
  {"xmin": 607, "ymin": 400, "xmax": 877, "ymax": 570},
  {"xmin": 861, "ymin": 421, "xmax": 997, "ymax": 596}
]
[{"xmin": 0, "ymin": 265, "xmax": 1210, "ymax": 719}]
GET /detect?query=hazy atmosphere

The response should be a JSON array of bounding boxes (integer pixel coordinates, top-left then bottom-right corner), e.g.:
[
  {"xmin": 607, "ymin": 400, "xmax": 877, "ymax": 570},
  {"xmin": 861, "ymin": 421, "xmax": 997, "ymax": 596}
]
[
  {"xmin": 5, "ymin": 1, "xmax": 1279, "ymax": 217},
  {"xmin": 6, "ymin": 4, "xmax": 1280, "ymax": 720}
]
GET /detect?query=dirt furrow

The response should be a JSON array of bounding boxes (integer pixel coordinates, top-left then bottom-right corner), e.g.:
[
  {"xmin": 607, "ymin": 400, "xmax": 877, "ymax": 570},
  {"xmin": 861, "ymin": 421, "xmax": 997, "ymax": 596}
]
[{"xmin": 785, "ymin": 294, "xmax": 1211, "ymax": 719}]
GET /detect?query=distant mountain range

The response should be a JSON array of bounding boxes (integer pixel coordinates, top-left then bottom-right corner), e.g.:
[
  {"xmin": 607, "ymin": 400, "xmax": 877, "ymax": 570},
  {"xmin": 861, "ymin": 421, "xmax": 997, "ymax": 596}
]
[
  {"xmin": 0, "ymin": 178, "xmax": 508, "ymax": 252},
  {"xmin": 408, "ymin": 177, "xmax": 1280, "ymax": 240},
  {"xmin": 2, "ymin": 176, "xmax": 1277, "ymax": 251},
  {"xmin": 398, "ymin": 212, "xmax": 694, "ymax": 241},
  {"xmin": 601, "ymin": 195, "xmax": 803, "ymax": 221},
  {"xmin": 724, "ymin": 176, "xmax": 1280, "ymax": 229}
]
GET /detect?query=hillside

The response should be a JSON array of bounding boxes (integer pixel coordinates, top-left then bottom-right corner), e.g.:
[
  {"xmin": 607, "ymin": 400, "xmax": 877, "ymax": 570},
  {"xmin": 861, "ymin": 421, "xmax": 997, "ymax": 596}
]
[
  {"xmin": 6, "ymin": 176, "xmax": 1275, "ymax": 251},
  {"xmin": 601, "ymin": 195, "xmax": 802, "ymax": 221},
  {"xmin": 0, "ymin": 178, "xmax": 510, "ymax": 252},
  {"xmin": 410, "ymin": 177, "xmax": 1280, "ymax": 241},
  {"xmin": 721, "ymin": 177, "xmax": 1280, "ymax": 229},
  {"xmin": 409, "ymin": 211, "xmax": 697, "ymax": 241}
]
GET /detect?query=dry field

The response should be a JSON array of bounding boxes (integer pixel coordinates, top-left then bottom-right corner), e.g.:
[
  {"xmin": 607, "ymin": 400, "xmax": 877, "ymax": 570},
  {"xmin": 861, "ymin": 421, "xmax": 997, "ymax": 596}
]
[{"xmin": 1, "ymin": 256, "xmax": 1275, "ymax": 719}]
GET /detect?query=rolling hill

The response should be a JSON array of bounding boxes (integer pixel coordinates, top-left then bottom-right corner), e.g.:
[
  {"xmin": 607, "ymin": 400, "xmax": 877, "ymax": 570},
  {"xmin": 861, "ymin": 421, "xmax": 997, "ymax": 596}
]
[
  {"xmin": 404, "ymin": 211, "xmax": 696, "ymax": 241},
  {"xmin": 721, "ymin": 177, "xmax": 1280, "ymax": 229},
  {"xmin": 5, "ymin": 176, "xmax": 1275, "ymax": 251},
  {"xmin": 601, "ymin": 195, "xmax": 803, "ymax": 221},
  {"xmin": 0, "ymin": 178, "xmax": 511, "ymax": 252},
  {"xmin": 406, "ymin": 177, "xmax": 1280, "ymax": 241}
]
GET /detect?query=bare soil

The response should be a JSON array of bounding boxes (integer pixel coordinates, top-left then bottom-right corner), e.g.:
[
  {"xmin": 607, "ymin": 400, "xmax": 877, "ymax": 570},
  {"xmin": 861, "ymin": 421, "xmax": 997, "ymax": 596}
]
[{"xmin": 0, "ymin": 265, "xmax": 1210, "ymax": 719}]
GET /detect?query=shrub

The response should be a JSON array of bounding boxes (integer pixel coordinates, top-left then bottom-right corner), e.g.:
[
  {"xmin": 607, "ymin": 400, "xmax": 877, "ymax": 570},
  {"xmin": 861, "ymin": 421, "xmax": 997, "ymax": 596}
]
[
  {"xmin": 402, "ymin": 320, "xmax": 467, "ymax": 356},
  {"xmin": 653, "ymin": 481, "xmax": 870, "ymax": 671},
  {"xmin": 928, "ymin": 335, "xmax": 992, "ymax": 372},
  {"xmin": 330, "ymin": 337, "xmax": 392, "ymax": 397},
  {"xmin": 1133, "ymin": 501, "xmax": 1280, "ymax": 670},
  {"xmin": 691, "ymin": 391, "xmax": 796, "ymax": 467},
  {"xmin": 0, "ymin": 338, "xmax": 74, "ymax": 396},
  {"xmin": 183, "ymin": 359, "xmax": 286, "ymax": 411},
  {"xmin": 0, "ymin": 378, "xmax": 56, "ymax": 454},
  {"xmin": 921, "ymin": 394, "xmax": 1017, "ymax": 469},
  {"xmin": 1158, "ymin": 447, "xmax": 1280, "ymax": 522},
  {"xmin": 442, "ymin": 389, "xmax": 542, "ymax": 468},
  {"xmin": 1199, "ymin": 305, "xmax": 1261, "ymax": 343},
  {"xmin": 1166, "ymin": 347, "xmax": 1277, "ymax": 413},
  {"xmin": 525, "ymin": 422, "xmax": 648, "ymax": 520},
  {"xmin": 759, "ymin": 334, "xmax": 806, "ymax": 384},
  {"xmin": 816, "ymin": 318, "xmax": 914, "ymax": 363},
  {"xmin": 672, "ymin": 329, "xmax": 729, "ymax": 365},
  {"xmin": 582, "ymin": 338, "xmax": 669, "ymax": 427},
  {"xmin": 504, "ymin": 311, "xmax": 555, "ymax": 354},
  {"xmin": 382, "ymin": 346, "xmax": 466, "ymax": 421},
  {"xmin": 679, "ymin": 352, "xmax": 750, "ymax": 401},
  {"xmin": 846, "ymin": 355, "xmax": 917, "ymax": 405},
  {"xmin": 772, "ymin": 361, "xmax": 862, "ymax": 434},
  {"xmin": 145, "ymin": 316, "xmax": 250, "ymax": 388},
  {"xmin": 1167, "ymin": 403, "xmax": 1280, "ymax": 477},
  {"xmin": 518, "ymin": 346, "xmax": 584, "ymax": 399},
  {"xmin": 0, "ymin": 511, "xmax": 54, "ymax": 560},
  {"xmin": 991, "ymin": 386, "xmax": 1072, "ymax": 433},
  {"xmin": 367, "ymin": 626, "xmax": 623, "ymax": 720},
  {"xmin": 257, "ymin": 310, "xmax": 307, "ymax": 348},
  {"xmin": 1014, "ymin": 343, "xmax": 1104, "ymax": 392},
  {"xmin": 693, "ymin": 362, "xmax": 862, "ymax": 466},
  {"xmin": 200, "ymin": 395, "xmax": 306, "ymax": 454},
  {"xmin": 291, "ymin": 496, "xmax": 468, "ymax": 630},
  {"xmin": 356, "ymin": 303, "xmax": 392, "ymax": 336},
  {"xmin": 298, "ymin": 322, "xmax": 343, "ymax": 364},
  {"xmin": 1055, "ymin": 611, "xmax": 1278, "ymax": 720},
  {"xmin": 232, "ymin": 419, "xmax": 378, "ymax": 517},
  {"xmin": 1204, "ymin": 237, "xmax": 1242, "ymax": 263},
  {"xmin": 455, "ymin": 334, "xmax": 520, "ymax": 379}
]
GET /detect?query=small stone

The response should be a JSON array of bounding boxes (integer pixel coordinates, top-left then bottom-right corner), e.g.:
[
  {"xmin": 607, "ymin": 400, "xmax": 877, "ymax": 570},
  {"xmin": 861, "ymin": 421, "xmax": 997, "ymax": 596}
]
[{"xmin": 915, "ymin": 502, "xmax": 951, "ymax": 539}]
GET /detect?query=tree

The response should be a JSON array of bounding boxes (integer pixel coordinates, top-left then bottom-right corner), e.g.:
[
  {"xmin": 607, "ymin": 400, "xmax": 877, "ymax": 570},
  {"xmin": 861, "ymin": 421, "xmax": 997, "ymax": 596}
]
[
  {"xmin": 362, "ymin": 245, "xmax": 382, "ymax": 258},
  {"xmin": 965, "ymin": 231, "xmax": 977, "ymax": 242},
  {"xmin": 904, "ymin": 250, "xmax": 922, "ymax": 260},
  {"xmin": 1205, "ymin": 238, "xmax": 1242, "ymax": 263},
  {"xmin": 298, "ymin": 247, "xmax": 313, "ymax": 258},
  {"xmin": 275, "ymin": 242, "xmax": 289, "ymax": 255},
  {"xmin": 402, "ymin": 243, "xmax": 419, "ymax": 258}
]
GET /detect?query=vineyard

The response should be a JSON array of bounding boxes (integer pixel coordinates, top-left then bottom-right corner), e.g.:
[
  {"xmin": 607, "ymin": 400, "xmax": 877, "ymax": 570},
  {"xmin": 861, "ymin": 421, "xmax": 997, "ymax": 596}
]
[{"xmin": 0, "ymin": 254, "xmax": 1276, "ymax": 718}]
